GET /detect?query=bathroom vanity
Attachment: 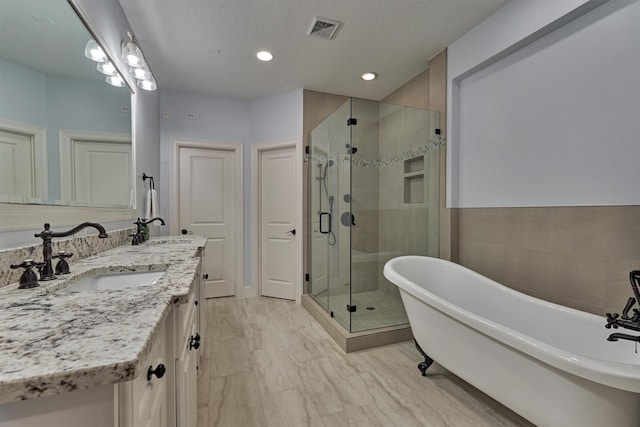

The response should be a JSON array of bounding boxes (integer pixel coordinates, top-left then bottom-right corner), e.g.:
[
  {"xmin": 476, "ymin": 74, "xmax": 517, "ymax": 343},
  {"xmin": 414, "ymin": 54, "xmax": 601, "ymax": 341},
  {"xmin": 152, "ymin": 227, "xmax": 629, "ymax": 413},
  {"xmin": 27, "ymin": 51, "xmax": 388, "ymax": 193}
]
[{"xmin": 0, "ymin": 236, "xmax": 206, "ymax": 427}]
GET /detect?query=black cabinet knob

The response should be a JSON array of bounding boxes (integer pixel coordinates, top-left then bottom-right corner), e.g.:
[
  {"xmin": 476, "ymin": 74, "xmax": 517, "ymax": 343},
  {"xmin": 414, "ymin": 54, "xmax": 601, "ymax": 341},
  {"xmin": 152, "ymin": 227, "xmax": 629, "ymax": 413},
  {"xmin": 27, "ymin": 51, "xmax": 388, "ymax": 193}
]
[
  {"xmin": 190, "ymin": 333, "xmax": 201, "ymax": 350},
  {"xmin": 202, "ymin": 273, "xmax": 209, "ymax": 280},
  {"xmin": 181, "ymin": 229, "xmax": 189, "ymax": 235},
  {"xmin": 147, "ymin": 363, "xmax": 166, "ymax": 381}
]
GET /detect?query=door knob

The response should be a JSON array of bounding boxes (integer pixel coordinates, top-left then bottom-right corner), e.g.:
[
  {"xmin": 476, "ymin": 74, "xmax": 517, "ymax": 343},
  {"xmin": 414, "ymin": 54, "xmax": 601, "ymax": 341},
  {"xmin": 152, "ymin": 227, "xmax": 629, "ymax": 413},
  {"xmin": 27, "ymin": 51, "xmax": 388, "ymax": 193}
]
[{"xmin": 287, "ymin": 229, "xmax": 296, "ymax": 235}]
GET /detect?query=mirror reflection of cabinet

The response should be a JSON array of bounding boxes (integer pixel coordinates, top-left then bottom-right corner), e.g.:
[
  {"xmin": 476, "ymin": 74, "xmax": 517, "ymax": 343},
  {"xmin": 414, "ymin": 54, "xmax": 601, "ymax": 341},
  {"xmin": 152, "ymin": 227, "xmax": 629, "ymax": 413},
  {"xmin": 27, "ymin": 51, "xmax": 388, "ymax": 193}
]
[{"xmin": 0, "ymin": 0, "xmax": 133, "ymax": 208}]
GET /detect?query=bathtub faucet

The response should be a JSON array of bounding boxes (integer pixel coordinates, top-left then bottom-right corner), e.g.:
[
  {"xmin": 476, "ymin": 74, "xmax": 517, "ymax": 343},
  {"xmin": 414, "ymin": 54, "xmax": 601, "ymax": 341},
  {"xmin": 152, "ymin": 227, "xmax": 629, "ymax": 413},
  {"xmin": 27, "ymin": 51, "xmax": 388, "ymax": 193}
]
[
  {"xmin": 604, "ymin": 271, "xmax": 640, "ymax": 341},
  {"xmin": 605, "ymin": 302, "xmax": 640, "ymax": 332},
  {"xmin": 607, "ymin": 332, "xmax": 640, "ymax": 343}
]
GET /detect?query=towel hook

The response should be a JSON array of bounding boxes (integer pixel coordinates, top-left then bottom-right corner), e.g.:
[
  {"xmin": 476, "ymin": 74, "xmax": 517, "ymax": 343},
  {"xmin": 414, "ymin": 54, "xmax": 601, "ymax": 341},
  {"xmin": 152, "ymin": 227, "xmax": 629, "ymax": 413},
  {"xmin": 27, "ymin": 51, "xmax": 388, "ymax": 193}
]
[{"xmin": 142, "ymin": 173, "xmax": 155, "ymax": 189}]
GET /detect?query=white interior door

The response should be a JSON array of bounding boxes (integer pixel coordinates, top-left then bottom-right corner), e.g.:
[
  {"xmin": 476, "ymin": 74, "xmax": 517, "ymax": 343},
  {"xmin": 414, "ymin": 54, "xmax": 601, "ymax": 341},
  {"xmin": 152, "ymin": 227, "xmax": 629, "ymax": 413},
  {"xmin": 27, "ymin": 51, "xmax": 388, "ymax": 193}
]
[
  {"xmin": 178, "ymin": 146, "xmax": 237, "ymax": 298},
  {"xmin": 260, "ymin": 146, "xmax": 297, "ymax": 300}
]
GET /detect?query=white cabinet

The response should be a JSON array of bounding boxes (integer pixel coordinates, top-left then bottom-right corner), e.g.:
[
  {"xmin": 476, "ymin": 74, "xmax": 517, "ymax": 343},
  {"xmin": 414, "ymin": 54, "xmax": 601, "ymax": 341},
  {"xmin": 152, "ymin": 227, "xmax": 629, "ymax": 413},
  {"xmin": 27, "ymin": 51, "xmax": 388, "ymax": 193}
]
[
  {"xmin": 118, "ymin": 318, "xmax": 170, "ymax": 427},
  {"xmin": 0, "ymin": 318, "xmax": 171, "ymax": 427},
  {"xmin": 174, "ymin": 257, "xmax": 203, "ymax": 427},
  {"xmin": 0, "ymin": 249, "xmax": 205, "ymax": 427}
]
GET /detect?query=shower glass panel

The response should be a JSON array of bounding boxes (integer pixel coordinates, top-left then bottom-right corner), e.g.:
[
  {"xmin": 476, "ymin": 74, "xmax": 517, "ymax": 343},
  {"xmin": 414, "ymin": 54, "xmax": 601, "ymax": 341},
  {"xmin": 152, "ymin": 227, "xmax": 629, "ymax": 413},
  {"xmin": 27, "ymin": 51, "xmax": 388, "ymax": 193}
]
[
  {"xmin": 309, "ymin": 99, "xmax": 352, "ymax": 331},
  {"xmin": 309, "ymin": 97, "xmax": 441, "ymax": 333}
]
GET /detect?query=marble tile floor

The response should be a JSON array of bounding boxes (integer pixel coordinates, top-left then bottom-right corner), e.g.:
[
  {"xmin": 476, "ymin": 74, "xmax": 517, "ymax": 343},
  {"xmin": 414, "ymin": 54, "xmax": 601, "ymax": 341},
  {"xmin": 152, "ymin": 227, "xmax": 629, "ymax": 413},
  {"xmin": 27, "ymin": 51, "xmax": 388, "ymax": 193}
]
[{"xmin": 197, "ymin": 296, "xmax": 534, "ymax": 427}]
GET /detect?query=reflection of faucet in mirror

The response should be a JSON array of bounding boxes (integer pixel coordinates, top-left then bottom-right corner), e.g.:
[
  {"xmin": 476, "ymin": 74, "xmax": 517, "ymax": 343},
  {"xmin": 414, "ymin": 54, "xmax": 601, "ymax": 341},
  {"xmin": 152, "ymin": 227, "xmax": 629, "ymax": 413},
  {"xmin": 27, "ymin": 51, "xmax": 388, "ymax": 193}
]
[
  {"xmin": 131, "ymin": 217, "xmax": 166, "ymax": 245},
  {"xmin": 34, "ymin": 222, "xmax": 108, "ymax": 281}
]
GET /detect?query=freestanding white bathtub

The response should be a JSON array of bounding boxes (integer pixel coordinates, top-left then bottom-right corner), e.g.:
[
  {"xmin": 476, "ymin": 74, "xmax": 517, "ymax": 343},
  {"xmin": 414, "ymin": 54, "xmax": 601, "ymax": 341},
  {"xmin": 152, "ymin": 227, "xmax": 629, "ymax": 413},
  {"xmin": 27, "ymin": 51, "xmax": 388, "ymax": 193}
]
[{"xmin": 383, "ymin": 256, "xmax": 640, "ymax": 427}]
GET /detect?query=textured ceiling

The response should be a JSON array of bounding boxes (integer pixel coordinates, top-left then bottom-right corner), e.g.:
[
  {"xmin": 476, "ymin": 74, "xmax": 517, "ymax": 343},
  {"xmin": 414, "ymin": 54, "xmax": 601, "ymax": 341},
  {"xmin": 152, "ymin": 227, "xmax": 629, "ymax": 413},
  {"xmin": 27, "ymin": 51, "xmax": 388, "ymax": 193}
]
[
  {"xmin": 118, "ymin": 0, "xmax": 509, "ymax": 100},
  {"xmin": 1, "ymin": 0, "xmax": 99, "ymax": 81}
]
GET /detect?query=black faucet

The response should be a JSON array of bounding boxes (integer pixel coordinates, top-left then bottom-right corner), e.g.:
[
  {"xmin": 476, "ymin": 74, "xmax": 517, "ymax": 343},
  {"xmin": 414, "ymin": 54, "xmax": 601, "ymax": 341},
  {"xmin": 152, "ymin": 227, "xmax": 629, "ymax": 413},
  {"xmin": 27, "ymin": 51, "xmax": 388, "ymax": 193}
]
[
  {"xmin": 607, "ymin": 333, "xmax": 640, "ymax": 343},
  {"xmin": 131, "ymin": 217, "xmax": 165, "ymax": 244},
  {"xmin": 605, "ymin": 270, "xmax": 640, "ymax": 343},
  {"xmin": 34, "ymin": 222, "xmax": 108, "ymax": 281}
]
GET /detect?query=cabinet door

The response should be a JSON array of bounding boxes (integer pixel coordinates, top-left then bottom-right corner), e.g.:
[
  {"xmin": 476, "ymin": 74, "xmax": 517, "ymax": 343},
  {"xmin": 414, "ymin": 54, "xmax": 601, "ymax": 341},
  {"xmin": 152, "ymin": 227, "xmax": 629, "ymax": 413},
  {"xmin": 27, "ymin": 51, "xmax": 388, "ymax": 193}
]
[
  {"xmin": 196, "ymin": 249, "xmax": 205, "ymax": 361},
  {"xmin": 119, "ymin": 322, "xmax": 168, "ymax": 427},
  {"xmin": 176, "ymin": 316, "xmax": 198, "ymax": 427}
]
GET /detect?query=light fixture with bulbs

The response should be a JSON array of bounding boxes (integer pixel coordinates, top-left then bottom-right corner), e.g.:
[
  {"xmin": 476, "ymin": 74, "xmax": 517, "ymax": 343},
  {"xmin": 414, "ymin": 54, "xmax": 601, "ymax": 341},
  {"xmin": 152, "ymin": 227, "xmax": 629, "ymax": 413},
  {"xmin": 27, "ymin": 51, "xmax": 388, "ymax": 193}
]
[
  {"xmin": 83, "ymin": 32, "xmax": 157, "ymax": 91},
  {"xmin": 121, "ymin": 31, "xmax": 157, "ymax": 91},
  {"xmin": 84, "ymin": 38, "xmax": 127, "ymax": 89}
]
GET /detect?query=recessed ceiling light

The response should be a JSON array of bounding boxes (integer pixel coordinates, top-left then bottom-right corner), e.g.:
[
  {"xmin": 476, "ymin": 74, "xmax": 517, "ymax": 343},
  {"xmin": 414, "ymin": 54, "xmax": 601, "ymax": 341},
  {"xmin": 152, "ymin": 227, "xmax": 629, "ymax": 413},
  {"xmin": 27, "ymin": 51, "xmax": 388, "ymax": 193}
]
[
  {"xmin": 361, "ymin": 72, "xmax": 377, "ymax": 81},
  {"xmin": 257, "ymin": 51, "xmax": 274, "ymax": 62}
]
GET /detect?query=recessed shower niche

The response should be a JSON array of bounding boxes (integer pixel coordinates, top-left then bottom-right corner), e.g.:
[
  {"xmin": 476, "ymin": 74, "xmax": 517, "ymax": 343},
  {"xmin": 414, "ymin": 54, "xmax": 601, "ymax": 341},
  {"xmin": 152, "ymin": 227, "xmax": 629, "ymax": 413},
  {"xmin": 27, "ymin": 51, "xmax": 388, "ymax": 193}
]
[{"xmin": 404, "ymin": 156, "xmax": 424, "ymax": 204}]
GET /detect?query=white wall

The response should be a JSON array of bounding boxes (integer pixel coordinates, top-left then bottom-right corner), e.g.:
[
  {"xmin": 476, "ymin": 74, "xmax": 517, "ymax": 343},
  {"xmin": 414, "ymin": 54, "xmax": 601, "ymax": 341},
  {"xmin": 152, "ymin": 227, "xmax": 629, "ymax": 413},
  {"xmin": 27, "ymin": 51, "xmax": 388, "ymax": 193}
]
[
  {"xmin": 447, "ymin": 0, "xmax": 639, "ymax": 207},
  {"xmin": 160, "ymin": 89, "xmax": 303, "ymax": 289}
]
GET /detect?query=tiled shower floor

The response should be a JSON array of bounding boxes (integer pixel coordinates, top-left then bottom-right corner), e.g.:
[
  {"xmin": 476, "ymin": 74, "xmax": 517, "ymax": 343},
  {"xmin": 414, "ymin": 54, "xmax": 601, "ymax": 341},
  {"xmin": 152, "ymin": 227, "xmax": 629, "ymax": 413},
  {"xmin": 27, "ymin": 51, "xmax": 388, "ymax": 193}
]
[{"xmin": 313, "ymin": 290, "xmax": 409, "ymax": 332}]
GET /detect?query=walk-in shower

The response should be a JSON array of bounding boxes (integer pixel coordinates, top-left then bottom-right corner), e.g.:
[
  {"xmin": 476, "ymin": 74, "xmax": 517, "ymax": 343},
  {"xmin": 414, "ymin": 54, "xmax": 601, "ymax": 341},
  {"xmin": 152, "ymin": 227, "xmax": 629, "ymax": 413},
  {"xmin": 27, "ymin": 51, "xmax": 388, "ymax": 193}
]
[{"xmin": 307, "ymin": 97, "xmax": 442, "ymax": 333}]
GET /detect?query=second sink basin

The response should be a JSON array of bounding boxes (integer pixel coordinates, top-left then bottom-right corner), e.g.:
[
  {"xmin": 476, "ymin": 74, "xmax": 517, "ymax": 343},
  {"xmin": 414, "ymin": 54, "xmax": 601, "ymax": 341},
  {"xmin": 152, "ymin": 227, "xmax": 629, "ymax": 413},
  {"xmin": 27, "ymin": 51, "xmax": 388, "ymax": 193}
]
[{"xmin": 59, "ymin": 270, "xmax": 166, "ymax": 293}]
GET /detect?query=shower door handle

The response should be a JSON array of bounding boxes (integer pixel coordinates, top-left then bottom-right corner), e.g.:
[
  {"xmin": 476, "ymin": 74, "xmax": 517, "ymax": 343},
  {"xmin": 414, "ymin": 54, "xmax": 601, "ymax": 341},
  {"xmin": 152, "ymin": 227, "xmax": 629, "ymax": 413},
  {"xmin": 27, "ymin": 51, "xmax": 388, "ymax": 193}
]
[{"xmin": 319, "ymin": 212, "xmax": 332, "ymax": 234}]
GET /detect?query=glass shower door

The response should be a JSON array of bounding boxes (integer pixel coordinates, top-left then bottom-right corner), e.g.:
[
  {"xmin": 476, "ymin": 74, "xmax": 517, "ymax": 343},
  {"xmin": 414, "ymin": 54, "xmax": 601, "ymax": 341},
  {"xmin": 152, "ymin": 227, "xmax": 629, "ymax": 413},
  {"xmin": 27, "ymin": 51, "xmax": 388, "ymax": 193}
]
[{"xmin": 309, "ymin": 99, "xmax": 351, "ymax": 330}]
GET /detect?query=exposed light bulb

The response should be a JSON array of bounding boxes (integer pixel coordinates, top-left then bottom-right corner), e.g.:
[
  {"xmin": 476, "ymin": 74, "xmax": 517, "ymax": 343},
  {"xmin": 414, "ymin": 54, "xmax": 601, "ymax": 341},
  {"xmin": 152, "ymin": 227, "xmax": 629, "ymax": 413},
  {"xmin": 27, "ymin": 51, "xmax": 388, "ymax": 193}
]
[
  {"xmin": 84, "ymin": 39, "xmax": 106, "ymax": 62},
  {"xmin": 121, "ymin": 32, "xmax": 144, "ymax": 68},
  {"xmin": 97, "ymin": 61, "xmax": 117, "ymax": 76},
  {"xmin": 133, "ymin": 66, "xmax": 151, "ymax": 80},
  {"xmin": 126, "ymin": 52, "xmax": 142, "ymax": 67},
  {"xmin": 106, "ymin": 75, "xmax": 125, "ymax": 87},
  {"xmin": 137, "ymin": 76, "xmax": 157, "ymax": 91}
]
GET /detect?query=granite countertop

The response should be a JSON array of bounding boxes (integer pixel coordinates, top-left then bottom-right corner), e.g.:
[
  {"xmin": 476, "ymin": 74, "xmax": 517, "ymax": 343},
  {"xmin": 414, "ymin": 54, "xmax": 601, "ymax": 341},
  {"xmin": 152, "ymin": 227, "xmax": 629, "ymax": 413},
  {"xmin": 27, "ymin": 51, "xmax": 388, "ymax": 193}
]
[{"xmin": 0, "ymin": 235, "xmax": 207, "ymax": 404}]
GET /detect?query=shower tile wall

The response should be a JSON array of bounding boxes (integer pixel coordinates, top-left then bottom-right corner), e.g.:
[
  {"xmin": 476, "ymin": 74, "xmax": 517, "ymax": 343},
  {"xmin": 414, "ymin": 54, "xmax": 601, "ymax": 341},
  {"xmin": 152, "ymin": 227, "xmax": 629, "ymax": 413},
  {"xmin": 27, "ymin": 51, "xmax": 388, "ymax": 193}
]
[{"xmin": 376, "ymin": 102, "xmax": 439, "ymax": 296}]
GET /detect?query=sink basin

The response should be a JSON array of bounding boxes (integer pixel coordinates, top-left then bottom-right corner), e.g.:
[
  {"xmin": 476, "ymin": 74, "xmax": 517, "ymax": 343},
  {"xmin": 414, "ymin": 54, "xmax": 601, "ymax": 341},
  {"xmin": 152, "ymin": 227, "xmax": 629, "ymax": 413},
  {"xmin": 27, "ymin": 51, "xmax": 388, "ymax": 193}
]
[{"xmin": 59, "ymin": 270, "xmax": 166, "ymax": 293}]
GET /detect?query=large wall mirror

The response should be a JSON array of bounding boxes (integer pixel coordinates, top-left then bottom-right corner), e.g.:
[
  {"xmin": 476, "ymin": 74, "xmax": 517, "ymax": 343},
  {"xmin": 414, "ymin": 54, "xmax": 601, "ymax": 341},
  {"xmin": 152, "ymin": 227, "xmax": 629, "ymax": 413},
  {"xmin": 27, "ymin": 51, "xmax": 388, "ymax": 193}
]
[{"xmin": 0, "ymin": 0, "xmax": 133, "ymax": 209}]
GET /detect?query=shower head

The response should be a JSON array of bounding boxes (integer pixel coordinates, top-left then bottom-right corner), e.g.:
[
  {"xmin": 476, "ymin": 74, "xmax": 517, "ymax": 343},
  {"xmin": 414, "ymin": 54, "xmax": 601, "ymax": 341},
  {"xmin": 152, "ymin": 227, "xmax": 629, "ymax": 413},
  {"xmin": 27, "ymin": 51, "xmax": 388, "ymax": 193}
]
[{"xmin": 345, "ymin": 144, "xmax": 358, "ymax": 155}]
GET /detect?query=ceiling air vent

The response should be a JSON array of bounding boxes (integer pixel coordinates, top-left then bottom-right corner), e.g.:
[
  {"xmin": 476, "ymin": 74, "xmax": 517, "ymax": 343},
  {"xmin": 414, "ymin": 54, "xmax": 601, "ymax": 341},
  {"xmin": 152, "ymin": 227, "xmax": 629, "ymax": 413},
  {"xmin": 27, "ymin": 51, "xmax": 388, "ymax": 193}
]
[{"xmin": 308, "ymin": 17, "xmax": 342, "ymax": 40}]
